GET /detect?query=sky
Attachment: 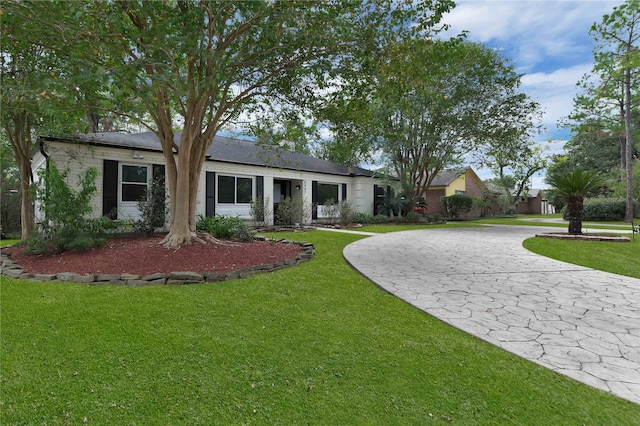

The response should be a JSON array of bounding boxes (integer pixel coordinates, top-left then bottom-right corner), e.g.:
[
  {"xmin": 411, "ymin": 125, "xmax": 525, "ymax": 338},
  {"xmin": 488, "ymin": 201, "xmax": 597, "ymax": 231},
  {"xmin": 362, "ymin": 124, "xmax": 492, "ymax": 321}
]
[{"xmin": 439, "ymin": 0, "xmax": 625, "ymax": 188}]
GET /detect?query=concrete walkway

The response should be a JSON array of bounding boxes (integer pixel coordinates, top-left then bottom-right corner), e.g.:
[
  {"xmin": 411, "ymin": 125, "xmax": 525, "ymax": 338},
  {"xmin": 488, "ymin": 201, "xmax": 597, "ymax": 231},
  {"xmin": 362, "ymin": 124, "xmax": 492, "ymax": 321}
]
[{"xmin": 342, "ymin": 225, "xmax": 640, "ymax": 405}]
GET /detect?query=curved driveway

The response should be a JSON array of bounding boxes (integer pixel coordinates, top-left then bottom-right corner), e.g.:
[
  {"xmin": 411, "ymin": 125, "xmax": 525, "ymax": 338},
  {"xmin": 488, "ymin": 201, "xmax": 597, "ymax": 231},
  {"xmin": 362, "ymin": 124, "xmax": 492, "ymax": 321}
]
[{"xmin": 342, "ymin": 225, "xmax": 640, "ymax": 404}]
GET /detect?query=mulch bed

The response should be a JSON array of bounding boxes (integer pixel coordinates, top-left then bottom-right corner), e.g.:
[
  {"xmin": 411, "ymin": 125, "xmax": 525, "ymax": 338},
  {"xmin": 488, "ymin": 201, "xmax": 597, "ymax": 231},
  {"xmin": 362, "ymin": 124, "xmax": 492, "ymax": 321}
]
[{"xmin": 1, "ymin": 235, "xmax": 303, "ymax": 277}]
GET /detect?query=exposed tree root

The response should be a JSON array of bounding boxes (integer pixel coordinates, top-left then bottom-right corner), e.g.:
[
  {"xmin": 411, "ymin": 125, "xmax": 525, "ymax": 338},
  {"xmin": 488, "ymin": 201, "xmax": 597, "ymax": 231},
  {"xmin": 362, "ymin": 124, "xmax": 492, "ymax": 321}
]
[
  {"xmin": 160, "ymin": 231, "xmax": 240, "ymax": 248},
  {"xmin": 160, "ymin": 230, "xmax": 206, "ymax": 249},
  {"xmin": 200, "ymin": 233, "xmax": 241, "ymax": 247}
]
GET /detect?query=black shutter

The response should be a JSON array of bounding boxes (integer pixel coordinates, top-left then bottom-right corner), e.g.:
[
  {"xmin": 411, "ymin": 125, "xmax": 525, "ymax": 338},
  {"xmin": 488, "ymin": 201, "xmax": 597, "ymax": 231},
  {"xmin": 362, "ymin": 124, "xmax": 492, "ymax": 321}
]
[
  {"xmin": 206, "ymin": 172, "xmax": 216, "ymax": 217},
  {"xmin": 341, "ymin": 183, "xmax": 347, "ymax": 201},
  {"xmin": 256, "ymin": 176, "xmax": 264, "ymax": 199},
  {"xmin": 103, "ymin": 160, "xmax": 118, "ymax": 219},
  {"xmin": 373, "ymin": 184, "xmax": 378, "ymax": 216},
  {"xmin": 312, "ymin": 180, "xmax": 318, "ymax": 220}
]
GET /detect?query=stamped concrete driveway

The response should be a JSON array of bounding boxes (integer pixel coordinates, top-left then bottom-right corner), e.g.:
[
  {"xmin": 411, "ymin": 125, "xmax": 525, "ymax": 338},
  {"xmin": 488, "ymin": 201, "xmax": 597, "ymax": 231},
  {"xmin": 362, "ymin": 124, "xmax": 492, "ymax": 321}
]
[{"xmin": 342, "ymin": 225, "xmax": 640, "ymax": 405}]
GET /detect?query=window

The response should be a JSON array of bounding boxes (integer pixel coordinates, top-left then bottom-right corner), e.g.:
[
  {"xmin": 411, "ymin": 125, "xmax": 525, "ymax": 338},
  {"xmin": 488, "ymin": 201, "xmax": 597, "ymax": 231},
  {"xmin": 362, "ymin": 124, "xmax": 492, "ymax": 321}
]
[
  {"xmin": 237, "ymin": 177, "xmax": 252, "ymax": 203},
  {"xmin": 218, "ymin": 175, "xmax": 235, "ymax": 203},
  {"xmin": 122, "ymin": 165, "xmax": 148, "ymax": 201},
  {"xmin": 218, "ymin": 175, "xmax": 253, "ymax": 204},
  {"xmin": 318, "ymin": 183, "xmax": 338, "ymax": 204},
  {"xmin": 455, "ymin": 190, "xmax": 466, "ymax": 195}
]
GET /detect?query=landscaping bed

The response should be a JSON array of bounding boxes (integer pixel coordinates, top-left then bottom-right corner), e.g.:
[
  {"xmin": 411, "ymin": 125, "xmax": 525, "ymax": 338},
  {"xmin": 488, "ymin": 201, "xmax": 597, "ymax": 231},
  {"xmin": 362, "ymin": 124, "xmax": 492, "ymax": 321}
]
[{"xmin": 1, "ymin": 235, "xmax": 313, "ymax": 284}]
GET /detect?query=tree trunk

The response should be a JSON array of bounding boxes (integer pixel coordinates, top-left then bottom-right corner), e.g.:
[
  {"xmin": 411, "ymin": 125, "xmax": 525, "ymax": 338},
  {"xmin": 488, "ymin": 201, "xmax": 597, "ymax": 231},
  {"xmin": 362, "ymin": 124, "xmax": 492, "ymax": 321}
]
[
  {"xmin": 162, "ymin": 135, "xmax": 198, "ymax": 248},
  {"xmin": 6, "ymin": 111, "xmax": 35, "ymax": 241},
  {"xmin": 566, "ymin": 196, "xmax": 583, "ymax": 235},
  {"xmin": 19, "ymin": 170, "xmax": 34, "ymax": 241},
  {"xmin": 624, "ymin": 64, "xmax": 634, "ymax": 222}
]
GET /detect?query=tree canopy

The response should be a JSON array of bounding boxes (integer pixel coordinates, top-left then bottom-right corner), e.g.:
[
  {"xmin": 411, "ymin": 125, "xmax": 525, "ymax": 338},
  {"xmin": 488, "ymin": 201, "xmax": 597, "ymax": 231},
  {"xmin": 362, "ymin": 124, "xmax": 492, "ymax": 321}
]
[
  {"xmin": 565, "ymin": 0, "xmax": 640, "ymax": 221},
  {"xmin": 314, "ymin": 36, "xmax": 542, "ymax": 209},
  {"xmin": 4, "ymin": 0, "xmax": 455, "ymax": 246}
]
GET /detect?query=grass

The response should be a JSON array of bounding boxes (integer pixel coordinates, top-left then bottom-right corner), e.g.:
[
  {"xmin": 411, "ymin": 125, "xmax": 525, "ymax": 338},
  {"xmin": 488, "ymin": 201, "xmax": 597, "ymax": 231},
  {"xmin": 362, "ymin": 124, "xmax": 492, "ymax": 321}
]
[
  {"xmin": 523, "ymin": 237, "xmax": 640, "ymax": 279},
  {"xmin": 358, "ymin": 222, "xmax": 481, "ymax": 233},
  {"xmin": 0, "ymin": 239, "xmax": 19, "ymax": 248},
  {"xmin": 2, "ymin": 230, "xmax": 639, "ymax": 424}
]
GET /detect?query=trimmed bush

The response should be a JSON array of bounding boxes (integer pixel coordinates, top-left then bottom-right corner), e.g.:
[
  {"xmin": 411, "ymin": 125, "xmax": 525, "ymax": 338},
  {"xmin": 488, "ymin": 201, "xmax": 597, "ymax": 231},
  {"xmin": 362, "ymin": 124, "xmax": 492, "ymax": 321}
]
[
  {"xmin": 441, "ymin": 194, "xmax": 474, "ymax": 218},
  {"xmin": 562, "ymin": 198, "xmax": 640, "ymax": 221}
]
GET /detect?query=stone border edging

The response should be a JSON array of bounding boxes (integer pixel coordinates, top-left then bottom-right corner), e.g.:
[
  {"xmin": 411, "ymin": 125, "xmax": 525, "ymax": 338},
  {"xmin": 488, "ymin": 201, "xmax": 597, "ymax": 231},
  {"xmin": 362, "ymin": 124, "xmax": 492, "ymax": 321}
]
[
  {"xmin": 535, "ymin": 232, "xmax": 630, "ymax": 242},
  {"xmin": 0, "ymin": 237, "xmax": 315, "ymax": 286}
]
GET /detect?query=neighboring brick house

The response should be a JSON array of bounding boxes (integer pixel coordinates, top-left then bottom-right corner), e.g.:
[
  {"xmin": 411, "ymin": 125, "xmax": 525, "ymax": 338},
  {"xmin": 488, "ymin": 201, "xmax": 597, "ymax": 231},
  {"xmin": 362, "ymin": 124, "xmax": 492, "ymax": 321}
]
[
  {"xmin": 514, "ymin": 189, "xmax": 554, "ymax": 215},
  {"xmin": 424, "ymin": 168, "xmax": 488, "ymax": 218}
]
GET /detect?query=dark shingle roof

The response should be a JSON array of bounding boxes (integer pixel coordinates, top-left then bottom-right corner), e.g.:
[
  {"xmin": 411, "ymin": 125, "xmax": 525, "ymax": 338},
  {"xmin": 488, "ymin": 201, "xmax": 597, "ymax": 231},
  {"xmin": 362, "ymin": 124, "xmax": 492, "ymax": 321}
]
[
  {"xmin": 46, "ymin": 131, "xmax": 374, "ymax": 177},
  {"xmin": 430, "ymin": 168, "xmax": 467, "ymax": 186}
]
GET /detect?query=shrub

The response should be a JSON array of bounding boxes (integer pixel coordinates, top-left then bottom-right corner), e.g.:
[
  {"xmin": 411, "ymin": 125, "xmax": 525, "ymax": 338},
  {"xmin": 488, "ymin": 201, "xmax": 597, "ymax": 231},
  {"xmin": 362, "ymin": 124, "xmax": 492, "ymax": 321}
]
[
  {"xmin": 563, "ymin": 198, "xmax": 640, "ymax": 221},
  {"xmin": 402, "ymin": 212, "xmax": 424, "ymax": 223},
  {"xmin": 134, "ymin": 177, "xmax": 168, "ymax": 236},
  {"xmin": 338, "ymin": 200, "xmax": 354, "ymax": 224},
  {"xmin": 27, "ymin": 161, "xmax": 105, "ymax": 254},
  {"xmin": 250, "ymin": 196, "xmax": 272, "ymax": 226},
  {"xmin": 426, "ymin": 213, "xmax": 443, "ymax": 223},
  {"xmin": 352, "ymin": 212, "xmax": 375, "ymax": 224},
  {"xmin": 373, "ymin": 214, "xmax": 390, "ymax": 223},
  {"xmin": 275, "ymin": 197, "xmax": 309, "ymax": 225},
  {"xmin": 196, "ymin": 215, "xmax": 254, "ymax": 241},
  {"xmin": 441, "ymin": 194, "xmax": 474, "ymax": 218}
]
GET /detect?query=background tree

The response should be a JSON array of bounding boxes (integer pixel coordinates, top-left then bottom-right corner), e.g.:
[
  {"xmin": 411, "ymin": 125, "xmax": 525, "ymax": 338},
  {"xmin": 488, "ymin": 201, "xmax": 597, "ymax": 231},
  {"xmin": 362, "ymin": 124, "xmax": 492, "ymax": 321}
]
[
  {"xmin": 569, "ymin": 0, "xmax": 640, "ymax": 221},
  {"xmin": 1, "ymin": 2, "xmax": 115, "ymax": 240},
  {"xmin": 315, "ymin": 37, "xmax": 542, "ymax": 211},
  {"xmin": 6, "ymin": 0, "xmax": 454, "ymax": 247}
]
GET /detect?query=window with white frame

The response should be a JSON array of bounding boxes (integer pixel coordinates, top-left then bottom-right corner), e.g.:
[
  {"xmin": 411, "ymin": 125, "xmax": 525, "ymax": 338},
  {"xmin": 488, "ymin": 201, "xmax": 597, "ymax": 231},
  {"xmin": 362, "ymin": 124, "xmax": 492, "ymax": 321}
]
[
  {"xmin": 218, "ymin": 175, "xmax": 253, "ymax": 204},
  {"xmin": 121, "ymin": 165, "xmax": 148, "ymax": 202}
]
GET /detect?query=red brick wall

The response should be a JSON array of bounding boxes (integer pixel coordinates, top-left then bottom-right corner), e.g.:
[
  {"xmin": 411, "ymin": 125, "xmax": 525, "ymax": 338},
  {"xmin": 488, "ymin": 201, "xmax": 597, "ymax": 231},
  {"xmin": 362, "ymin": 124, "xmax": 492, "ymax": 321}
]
[{"xmin": 425, "ymin": 188, "xmax": 446, "ymax": 215}]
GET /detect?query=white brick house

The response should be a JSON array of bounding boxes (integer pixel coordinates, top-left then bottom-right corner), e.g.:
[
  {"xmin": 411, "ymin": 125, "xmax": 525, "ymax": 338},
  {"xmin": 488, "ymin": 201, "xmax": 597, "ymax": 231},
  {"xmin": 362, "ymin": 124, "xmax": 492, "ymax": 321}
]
[{"xmin": 32, "ymin": 132, "xmax": 380, "ymax": 225}]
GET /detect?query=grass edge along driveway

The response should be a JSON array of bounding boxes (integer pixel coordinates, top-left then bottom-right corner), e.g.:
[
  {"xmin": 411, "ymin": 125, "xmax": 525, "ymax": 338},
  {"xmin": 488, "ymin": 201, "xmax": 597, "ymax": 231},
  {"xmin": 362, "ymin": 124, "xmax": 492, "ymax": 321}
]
[{"xmin": 2, "ymin": 230, "xmax": 639, "ymax": 424}]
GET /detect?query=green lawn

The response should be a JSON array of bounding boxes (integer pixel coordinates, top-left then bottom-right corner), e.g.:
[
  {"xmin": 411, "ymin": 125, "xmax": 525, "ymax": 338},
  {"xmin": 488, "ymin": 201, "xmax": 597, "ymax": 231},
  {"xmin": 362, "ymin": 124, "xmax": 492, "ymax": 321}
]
[
  {"xmin": 523, "ymin": 237, "xmax": 640, "ymax": 279},
  {"xmin": 2, "ymin": 230, "xmax": 639, "ymax": 424}
]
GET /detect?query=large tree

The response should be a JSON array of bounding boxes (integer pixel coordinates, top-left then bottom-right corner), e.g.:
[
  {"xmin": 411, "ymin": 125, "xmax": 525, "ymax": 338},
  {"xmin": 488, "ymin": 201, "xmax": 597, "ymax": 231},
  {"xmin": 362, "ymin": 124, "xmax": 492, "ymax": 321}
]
[
  {"xmin": 572, "ymin": 0, "xmax": 640, "ymax": 221},
  {"xmin": 5, "ymin": 0, "xmax": 454, "ymax": 247},
  {"xmin": 2, "ymin": 1, "xmax": 118, "ymax": 240},
  {"xmin": 316, "ymin": 37, "xmax": 542, "ymax": 210}
]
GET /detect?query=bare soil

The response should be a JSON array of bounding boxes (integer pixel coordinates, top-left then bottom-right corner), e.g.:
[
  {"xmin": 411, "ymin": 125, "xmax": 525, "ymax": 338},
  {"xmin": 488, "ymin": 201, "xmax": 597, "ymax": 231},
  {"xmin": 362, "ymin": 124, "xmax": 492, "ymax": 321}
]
[{"xmin": 2, "ymin": 235, "xmax": 302, "ymax": 276}]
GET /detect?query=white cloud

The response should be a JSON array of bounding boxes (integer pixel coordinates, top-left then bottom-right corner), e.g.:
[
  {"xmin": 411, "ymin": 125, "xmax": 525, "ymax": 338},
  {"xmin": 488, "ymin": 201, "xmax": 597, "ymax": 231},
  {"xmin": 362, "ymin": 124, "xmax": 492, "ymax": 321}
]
[{"xmin": 521, "ymin": 63, "xmax": 593, "ymax": 130}]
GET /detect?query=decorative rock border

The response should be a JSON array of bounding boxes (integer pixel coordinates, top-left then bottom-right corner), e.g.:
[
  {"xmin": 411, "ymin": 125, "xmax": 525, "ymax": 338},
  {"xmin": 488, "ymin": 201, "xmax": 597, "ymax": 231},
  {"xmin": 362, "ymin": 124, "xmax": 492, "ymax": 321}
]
[
  {"xmin": 0, "ymin": 237, "xmax": 315, "ymax": 285},
  {"xmin": 535, "ymin": 232, "xmax": 630, "ymax": 242}
]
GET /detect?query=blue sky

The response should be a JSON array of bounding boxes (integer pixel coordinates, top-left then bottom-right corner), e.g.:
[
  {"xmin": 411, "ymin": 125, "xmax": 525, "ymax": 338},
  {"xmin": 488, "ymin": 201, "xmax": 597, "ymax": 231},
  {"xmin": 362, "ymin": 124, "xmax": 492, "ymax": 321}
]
[{"xmin": 440, "ymin": 0, "xmax": 625, "ymax": 187}]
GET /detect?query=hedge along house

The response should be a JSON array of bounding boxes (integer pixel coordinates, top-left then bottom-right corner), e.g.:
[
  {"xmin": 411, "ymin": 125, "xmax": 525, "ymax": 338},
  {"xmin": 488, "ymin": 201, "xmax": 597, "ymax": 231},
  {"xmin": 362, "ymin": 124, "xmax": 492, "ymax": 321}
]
[{"xmin": 31, "ymin": 132, "xmax": 379, "ymax": 226}]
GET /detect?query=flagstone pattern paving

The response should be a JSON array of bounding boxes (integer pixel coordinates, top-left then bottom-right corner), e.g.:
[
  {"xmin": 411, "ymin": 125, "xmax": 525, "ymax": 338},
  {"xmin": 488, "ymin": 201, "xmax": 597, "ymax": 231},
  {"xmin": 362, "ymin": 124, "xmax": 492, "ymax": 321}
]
[{"xmin": 342, "ymin": 225, "xmax": 640, "ymax": 405}]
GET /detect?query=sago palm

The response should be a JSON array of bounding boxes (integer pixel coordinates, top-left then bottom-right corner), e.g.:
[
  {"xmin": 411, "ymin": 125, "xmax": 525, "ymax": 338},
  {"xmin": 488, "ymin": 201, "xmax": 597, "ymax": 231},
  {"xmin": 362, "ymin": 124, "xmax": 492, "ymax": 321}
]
[{"xmin": 546, "ymin": 169, "xmax": 605, "ymax": 235}]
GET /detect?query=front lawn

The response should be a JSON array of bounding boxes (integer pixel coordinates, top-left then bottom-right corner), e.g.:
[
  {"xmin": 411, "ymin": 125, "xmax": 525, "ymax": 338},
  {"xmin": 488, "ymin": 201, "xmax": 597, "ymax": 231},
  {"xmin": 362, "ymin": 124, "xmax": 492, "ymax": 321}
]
[
  {"xmin": 2, "ymin": 231, "xmax": 638, "ymax": 424},
  {"xmin": 523, "ymin": 237, "xmax": 640, "ymax": 279}
]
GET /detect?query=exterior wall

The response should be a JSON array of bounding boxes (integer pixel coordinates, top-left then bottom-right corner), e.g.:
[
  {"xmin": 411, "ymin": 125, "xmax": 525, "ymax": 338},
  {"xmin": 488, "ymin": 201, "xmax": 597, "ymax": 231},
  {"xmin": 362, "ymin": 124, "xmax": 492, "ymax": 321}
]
[
  {"xmin": 352, "ymin": 176, "xmax": 375, "ymax": 214},
  {"xmin": 514, "ymin": 194, "xmax": 543, "ymax": 215},
  {"xmin": 445, "ymin": 175, "xmax": 466, "ymax": 196},
  {"xmin": 34, "ymin": 141, "xmax": 378, "ymax": 226},
  {"xmin": 33, "ymin": 141, "xmax": 168, "ymax": 222},
  {"xmin": 425, "ymin": 187, "xmax": 446, "ymax": 215}
]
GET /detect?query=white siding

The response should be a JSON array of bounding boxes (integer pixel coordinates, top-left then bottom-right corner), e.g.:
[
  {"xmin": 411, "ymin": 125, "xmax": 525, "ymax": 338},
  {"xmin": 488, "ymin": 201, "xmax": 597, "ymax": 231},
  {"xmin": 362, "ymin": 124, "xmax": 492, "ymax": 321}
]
[{"xmin": 37, "ymin": 141, "xmax": 378, "ymax": 225}]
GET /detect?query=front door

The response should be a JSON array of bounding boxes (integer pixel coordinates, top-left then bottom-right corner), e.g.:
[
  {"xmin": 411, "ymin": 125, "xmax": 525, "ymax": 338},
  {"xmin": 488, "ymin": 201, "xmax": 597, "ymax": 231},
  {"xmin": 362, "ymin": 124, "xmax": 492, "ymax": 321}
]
[{"xmin": 273, "ymin": 180, "xmax": 291, "ymax": 224}]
